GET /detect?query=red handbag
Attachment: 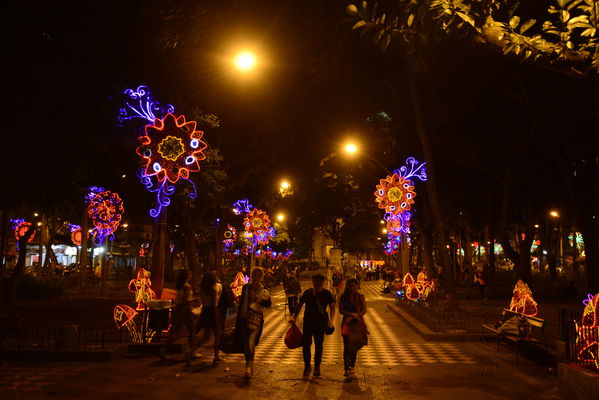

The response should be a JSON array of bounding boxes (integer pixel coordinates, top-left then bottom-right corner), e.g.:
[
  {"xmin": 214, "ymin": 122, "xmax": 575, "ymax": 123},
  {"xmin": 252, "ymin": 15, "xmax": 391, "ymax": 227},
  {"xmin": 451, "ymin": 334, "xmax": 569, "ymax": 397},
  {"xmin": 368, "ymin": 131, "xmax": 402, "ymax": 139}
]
[{"xmin": 284, "ymin": 321, "xmax": 303, "ymax": 349}]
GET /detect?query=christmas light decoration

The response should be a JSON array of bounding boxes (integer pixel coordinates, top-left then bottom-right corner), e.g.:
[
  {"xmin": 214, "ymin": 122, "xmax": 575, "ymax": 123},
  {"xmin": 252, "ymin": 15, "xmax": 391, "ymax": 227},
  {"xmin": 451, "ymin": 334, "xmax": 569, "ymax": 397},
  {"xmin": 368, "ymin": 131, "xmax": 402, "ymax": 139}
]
[
  {"xmin": 494, "ymin": 241, "xmax": 504, "ymax": 255},
  {"xmin": 575, "ymin": 293, "xmax": 599, "ymax": 369},
  {"xmin": 233, "ymin": 198, "xmax": 253, "ymax": 215},
  {"xmin": 136, "ymin": 113, "xmax": 207, "ymax": 217},
  {"xmin": 12, "ymin": 219, "xmax": 36, "ymax": 243},
  {"xmin": 374, "ymin": 157, "xmax": 427, "ymax": 215},
  {"xmin": 384, "ymin": 234, "xmax": 401, "ymax": 255},
  {"xmin": 508, "ymin": 280, "xmax": 538, "ymax": 317},
  {"xmin": 113, "ymin": 302, "xmax": 155, "ymax": 344},
  {"xmin": 244, "ymin": 208, "xmax": 271, "ymax": 235},
  {"xmin": 223, "ymin": 224, "xmax": 238, "ymax": 251},
  {"xmin": 118, "ymin": 85, "xmax": 175, "ymax": 125},
  {"xmin": 139, "ymin": 242, "xmax": 150, "ymax": 257},
  {"xmin": 68, "ymin": 224, "xmax": 83, "ymax": 246},
  {"xmin": 128, "ymin": 268, "xmax": 156, "ymax": 311},
  {"xmin": 569, "ymin": 232, "xmax": 584, "ymax": 249},
  {"xmin": 86, "ymin": 186, "xmax": 124, "ymax": 244}
]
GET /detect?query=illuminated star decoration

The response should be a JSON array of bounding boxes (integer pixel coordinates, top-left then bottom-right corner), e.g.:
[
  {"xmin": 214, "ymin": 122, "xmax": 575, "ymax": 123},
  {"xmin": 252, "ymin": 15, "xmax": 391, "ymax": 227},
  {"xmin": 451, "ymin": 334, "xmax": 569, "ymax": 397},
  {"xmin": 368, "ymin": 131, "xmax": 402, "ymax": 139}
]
[
  {"xmin": 11, "ymin": 219, "xmax": 36, "ymax": 251},
  {"xmin": 136, "ymin": 112, "xmax": 207, "ymax": 217},
  {"xmin": 575, "ymin": 293, "xmax": 599, "ymax": 369},
  {"xmin": 68, "ymin": 224, "xmax": 83, "ymax": 246},
  {"xmin": 375, "ymin": 157, "xmax": 427, "ymax": 253},
  {"xmin": 118, "ymin": 85, "xmax": 175, "ymax": 126},
  {"xmin": 86, "ymin": 186, "xmax": 124, "ymax": 244}
]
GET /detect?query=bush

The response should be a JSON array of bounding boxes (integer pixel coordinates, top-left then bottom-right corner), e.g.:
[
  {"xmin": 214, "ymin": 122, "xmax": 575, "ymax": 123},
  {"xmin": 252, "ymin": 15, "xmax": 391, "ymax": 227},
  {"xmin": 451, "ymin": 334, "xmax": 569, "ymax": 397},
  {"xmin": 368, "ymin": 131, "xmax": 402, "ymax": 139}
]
[{"xmin": 15, "ymin": 273, "xmax": 65, "ymax": 301}]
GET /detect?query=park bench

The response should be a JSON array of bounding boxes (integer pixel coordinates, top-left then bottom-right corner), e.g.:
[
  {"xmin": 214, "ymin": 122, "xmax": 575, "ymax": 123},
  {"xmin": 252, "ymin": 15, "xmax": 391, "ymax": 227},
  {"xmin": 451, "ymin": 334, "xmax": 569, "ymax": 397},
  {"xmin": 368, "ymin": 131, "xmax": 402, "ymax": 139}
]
[{"xmin": 481, "ymin": 309, "xmax": 548, "ymax": 363}]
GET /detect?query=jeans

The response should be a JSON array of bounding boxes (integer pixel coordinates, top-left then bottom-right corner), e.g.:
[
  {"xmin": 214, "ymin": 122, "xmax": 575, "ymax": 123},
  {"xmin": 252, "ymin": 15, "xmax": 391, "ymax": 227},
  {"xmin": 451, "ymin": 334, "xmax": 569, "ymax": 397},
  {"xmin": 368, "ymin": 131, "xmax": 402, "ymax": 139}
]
[
  {"xmin": 287, "ymin": 295, "xmax": 298, "ymax": 314},
  {"xmin": 302, "ymin": 324, "xmax": 324, "ymax": 369},
  {"xmin": 241, "ymin": 321, "xmax": 260, "ymax": 361},
  {"xmin": 343, "ymin": 335, "xmax": 358, "ymax": 370}
]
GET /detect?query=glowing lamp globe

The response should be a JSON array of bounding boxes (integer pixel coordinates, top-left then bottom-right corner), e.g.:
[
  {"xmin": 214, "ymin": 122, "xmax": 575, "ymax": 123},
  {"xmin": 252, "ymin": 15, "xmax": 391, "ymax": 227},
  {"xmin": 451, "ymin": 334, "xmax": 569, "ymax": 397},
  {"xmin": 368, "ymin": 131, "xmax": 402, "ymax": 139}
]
[{"xmin": 234, "ymin": 51, "xmax": 257, "ymax": 71}]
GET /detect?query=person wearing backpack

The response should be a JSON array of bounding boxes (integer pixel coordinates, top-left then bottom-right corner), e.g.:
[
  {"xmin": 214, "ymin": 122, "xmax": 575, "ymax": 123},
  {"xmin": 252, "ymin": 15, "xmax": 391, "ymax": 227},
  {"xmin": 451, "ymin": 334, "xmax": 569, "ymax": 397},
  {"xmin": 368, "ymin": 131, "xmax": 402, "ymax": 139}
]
[{"xmin": 290, "ymin": 273, "xmax": 336, "ymax": 379}]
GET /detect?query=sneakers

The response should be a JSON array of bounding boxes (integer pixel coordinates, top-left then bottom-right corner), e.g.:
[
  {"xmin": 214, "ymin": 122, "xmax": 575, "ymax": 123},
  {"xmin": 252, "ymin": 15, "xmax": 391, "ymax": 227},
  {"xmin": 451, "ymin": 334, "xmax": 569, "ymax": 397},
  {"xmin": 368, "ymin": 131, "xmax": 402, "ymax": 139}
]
[{"xmin": 303, "ymin": 366, "xmax": 311, "ymax": 380}]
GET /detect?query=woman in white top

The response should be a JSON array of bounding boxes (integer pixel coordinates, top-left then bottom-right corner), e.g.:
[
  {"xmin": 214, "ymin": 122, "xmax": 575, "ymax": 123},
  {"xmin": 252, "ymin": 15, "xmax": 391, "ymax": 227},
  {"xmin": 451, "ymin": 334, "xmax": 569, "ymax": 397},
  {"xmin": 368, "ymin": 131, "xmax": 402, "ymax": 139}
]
[{"xmin": 197, "ymin": 270, "xmax": 223, "ymax": 364}]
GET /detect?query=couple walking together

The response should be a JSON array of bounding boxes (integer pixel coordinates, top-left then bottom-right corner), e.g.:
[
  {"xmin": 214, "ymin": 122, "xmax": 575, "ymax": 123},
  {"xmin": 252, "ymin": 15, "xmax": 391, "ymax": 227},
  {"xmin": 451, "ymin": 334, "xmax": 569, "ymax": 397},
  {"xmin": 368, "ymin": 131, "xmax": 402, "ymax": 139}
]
[{"xmin": 290, "ymin": 274, "xmax": 368, "ymax": 379}]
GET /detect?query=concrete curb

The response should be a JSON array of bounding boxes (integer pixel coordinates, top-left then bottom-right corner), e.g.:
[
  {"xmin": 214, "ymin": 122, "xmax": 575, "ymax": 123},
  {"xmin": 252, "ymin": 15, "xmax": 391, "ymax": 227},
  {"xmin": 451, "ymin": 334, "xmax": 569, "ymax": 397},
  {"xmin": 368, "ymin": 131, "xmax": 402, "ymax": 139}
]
[
  {"xmin": 386, "ymin": 303, "xmax": 482, "ymax": 341},
  {"xmin": 0, "ymin": 344, "xmax": 128, "ymax": 362},
  {"xmin": 558, "ymin": 362, "xmax": 599, "ymax": 399}
]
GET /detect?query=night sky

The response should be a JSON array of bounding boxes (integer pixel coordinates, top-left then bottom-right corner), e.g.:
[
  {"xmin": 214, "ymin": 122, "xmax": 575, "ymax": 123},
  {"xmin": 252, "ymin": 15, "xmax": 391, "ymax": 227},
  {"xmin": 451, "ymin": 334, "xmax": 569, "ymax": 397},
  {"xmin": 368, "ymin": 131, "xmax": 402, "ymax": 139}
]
[{"xmin": 4, "ymin": 0, "xmax": 599, "ymax": 232}]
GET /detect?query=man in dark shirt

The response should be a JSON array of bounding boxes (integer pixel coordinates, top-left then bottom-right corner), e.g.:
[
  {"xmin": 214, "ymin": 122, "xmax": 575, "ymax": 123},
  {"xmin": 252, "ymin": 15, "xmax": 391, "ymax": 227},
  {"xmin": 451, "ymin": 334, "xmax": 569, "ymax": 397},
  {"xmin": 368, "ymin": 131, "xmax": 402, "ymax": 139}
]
[
  {"xmin": 283, "ymin": 270, "xmax": 302, "ymax": 314},
  {"xmin": 292, "ymin": 273, "xmax": 336, "ymax": 379}
]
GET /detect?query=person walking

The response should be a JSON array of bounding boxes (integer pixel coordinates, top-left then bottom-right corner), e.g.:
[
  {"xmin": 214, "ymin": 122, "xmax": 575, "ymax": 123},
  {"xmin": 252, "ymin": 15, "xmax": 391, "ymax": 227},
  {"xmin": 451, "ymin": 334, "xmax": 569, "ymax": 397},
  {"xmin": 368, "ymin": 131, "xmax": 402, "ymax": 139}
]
[
  {"xmin": 291, "ymin": 273, "xmax": 336, "ymax": 379},
  {"xmin": 339, "ymin": 278, "xmax": 368, "ymax": 380},
  {"xmin": 283, "ymin": 270, "xmax": 302, "ymax": 315},
  {"xmin": 237, "ymin": 267, "xmax": 271, "ymax": 379},
  {"xmin": 196, "ymin": 270, "xmax": 223, "ymax": 364},
  {"xmin": 331, "ymin": 272, "xmax": 342, "ymax": 301},
  {"xmin": 160, "ymin": 269, "xmax": 196, "ymax": 364},
  {"xmin": 474, "ymin": 266, "xmax": 487, "ymax": 299}
]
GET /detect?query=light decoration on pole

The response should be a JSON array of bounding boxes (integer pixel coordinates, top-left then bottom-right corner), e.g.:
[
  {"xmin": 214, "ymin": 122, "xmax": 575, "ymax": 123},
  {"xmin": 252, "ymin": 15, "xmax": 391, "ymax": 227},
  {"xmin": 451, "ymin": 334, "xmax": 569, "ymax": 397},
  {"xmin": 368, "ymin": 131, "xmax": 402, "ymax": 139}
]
[
  {"xmin": 136, "ymin": 113, "xmax": 207, "ymax": 217},
  {"xmin": 68, "ymin": 224, "xmax": 83, "ymax": 246},
  {"xmin": 575, "ymin": 293, "xmax": 599, "ymax": 370},
  {"xmin": 374, "ymin": 157, "xmax": 427, "ymax": 253},
  {"xmin": 569, "ymin": 232, "xmax": 585, "ymax": 252},
  {"xmin": 508, "ymin": 279, "xmax": 538, "ymax": 317},
  {"xmin": 86, "ymin": 186, "xmax": 124, "ymax": 244},
  {"xmin": 233, "ymin": 198, "xmax": 253, "ymax": 215}
]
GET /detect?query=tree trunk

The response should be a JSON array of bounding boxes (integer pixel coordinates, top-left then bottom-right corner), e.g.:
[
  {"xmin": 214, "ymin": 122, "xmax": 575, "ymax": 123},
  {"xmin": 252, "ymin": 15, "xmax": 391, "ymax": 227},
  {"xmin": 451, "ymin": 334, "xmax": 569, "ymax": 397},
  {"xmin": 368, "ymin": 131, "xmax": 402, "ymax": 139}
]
[
  {"xmin": 80, "ymin": 206, "xmax": 89, "ymax": 287},
  {"xmin": 4, "ymin": 225, "xmax": 35, "ymax": 309},
  {"xmin": 406, "ymin": 69, "xmax": 454, "ymax": 296}
]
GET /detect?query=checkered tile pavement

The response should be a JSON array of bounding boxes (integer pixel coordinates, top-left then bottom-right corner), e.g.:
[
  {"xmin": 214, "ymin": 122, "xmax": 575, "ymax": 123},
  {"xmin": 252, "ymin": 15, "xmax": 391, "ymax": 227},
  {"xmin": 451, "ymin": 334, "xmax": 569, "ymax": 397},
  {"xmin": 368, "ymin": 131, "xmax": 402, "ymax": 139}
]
[
  {"xmin": 223, "ymin": 282, "xmax": 477, "ymax": 367},
  {"xmin": 0, "ymin": 365, "xmax": 90, "ymax": 394}
]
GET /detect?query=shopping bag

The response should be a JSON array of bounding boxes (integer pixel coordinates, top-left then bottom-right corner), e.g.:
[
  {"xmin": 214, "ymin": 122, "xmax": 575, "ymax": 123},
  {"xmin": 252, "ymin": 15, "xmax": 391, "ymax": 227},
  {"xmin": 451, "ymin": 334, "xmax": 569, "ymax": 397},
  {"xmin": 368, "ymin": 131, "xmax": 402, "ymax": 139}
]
[
  {"xmin": 347, "ymin": 320, "xmax": 368, "ymax": 352},
  {"xmin": 219, "ymin": 327, "xmax": 244, "ymax": 354},
  {"xmin": 284, "ymin": 321, "xmax": 303, "ymax": 349}
]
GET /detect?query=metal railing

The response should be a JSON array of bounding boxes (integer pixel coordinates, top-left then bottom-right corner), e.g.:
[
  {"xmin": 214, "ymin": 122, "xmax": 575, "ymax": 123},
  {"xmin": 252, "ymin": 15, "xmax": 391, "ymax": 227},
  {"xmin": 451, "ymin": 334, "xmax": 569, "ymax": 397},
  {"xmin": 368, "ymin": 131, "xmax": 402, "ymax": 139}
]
[{"xmin": 560, "ymin": 308, "xmax": 598, "ymax": 372}]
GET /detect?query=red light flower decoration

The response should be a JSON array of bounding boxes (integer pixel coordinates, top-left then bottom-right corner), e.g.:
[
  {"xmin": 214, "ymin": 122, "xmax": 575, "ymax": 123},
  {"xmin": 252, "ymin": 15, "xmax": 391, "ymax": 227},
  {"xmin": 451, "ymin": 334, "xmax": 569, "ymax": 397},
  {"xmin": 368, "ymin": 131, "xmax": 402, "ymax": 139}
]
[
  {"xmin": 15, "ymin": 221, "xmax": 36, "ymax": 243},
  {"xmin": 244, "ymin": 209, "xmax": 271, "ymax": 235},
  {"xmin": 71, "ymin": 228, "xmax": 82, "ymax": 246},
  {"xmin": 374, "ymin": 173, "xmax": 416, "ymax": 214},
  {"xmin": 87, "ymin": 189, "xmax": 124, "ymax": 242},
  {"xmin": 136, "ymin": 113, "xmax": 207, "ymax": 184}
]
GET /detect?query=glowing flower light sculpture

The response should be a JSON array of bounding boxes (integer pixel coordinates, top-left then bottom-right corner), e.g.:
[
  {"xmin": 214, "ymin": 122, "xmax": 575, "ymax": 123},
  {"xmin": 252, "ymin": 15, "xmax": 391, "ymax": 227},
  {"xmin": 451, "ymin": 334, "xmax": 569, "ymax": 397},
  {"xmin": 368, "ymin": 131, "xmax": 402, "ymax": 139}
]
[
  {"xmin": 376, "ymin": 157, "xmax": 427, "ymax": 253},
  {"xmin": 575, "ymin": 293, "xmax": 599, "ymax": 370},
  {"xmin": 136, "ymin": 113, "xmax": 207, "ymax": 217},
  {"xmin": 233, "ymin": 198, "xmax": 253, "ymax": 215},
  {"xmin": 86, "ymin": 186, "xmax": 124, "ymax": 244},
  {"xmin": 509, "ymin": 279, "xmax": 538, "ymax": 317},
  {"xmin": 11, "ymin": 219, "xmax": 36, "ymax": 244}
]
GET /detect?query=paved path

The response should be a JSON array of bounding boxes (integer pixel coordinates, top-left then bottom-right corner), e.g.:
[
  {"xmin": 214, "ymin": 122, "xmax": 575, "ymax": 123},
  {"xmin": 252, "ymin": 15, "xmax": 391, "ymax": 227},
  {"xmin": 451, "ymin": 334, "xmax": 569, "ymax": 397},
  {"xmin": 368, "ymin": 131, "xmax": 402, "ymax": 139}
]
[{"xmin": 0, "ymin": 275, "xmax": 567, "ymax": 399}]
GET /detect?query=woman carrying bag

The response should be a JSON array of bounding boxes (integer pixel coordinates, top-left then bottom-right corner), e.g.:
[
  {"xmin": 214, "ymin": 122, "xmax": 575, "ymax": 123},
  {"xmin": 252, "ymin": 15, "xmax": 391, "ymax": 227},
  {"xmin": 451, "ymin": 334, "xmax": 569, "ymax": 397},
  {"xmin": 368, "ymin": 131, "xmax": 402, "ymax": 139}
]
[
  {"xmin": 237, "ymin": 267, "xmax": 271, "ymax": 379},
  {"xmin": 339, "ymin": 278, "xmax": 368, "ymax": 380}
]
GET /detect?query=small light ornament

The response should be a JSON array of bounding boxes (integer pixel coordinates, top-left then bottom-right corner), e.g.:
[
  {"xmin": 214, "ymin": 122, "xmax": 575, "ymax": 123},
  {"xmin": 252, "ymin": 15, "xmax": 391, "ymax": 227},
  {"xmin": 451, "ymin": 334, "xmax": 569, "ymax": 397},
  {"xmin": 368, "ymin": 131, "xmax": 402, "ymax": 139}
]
[
  {"xmin": 223, "ymin": 224, "xmax": 238, "ymax": 251},
  {"xmin": 86, "ymin": 186, "xmax": 124, "ymax": 244},
  {"xmin": 509, "ymin": 279, "xmax": 538, "ymax": 317},
  {"xmin": 128, "ymin": 268, "xmax": 157, "ymax": 311},
  {"xmin": 575, "ymin": 293, "xmax": 599, "ymax": 369},
  {"xmin": 244, "ymin": 208, "xmax": 271, "ymax": 235},
  {"xmin": 233, "ymin": 198, "xmax": 253, "ymax": 215}
]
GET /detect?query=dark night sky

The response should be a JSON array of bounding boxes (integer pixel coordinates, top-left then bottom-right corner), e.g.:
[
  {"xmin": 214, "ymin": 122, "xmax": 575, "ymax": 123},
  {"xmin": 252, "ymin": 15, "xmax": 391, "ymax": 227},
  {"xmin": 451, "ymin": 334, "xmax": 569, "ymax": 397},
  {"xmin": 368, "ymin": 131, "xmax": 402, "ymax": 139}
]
[{"xmin": 4, "ymin": 0, "xmax": 599, "ymax": 227}]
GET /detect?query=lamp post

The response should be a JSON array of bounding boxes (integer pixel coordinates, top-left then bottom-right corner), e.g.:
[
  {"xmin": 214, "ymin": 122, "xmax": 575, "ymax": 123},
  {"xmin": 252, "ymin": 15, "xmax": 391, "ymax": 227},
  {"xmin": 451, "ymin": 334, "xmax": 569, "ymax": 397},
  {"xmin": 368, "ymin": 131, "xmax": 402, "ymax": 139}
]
[
  {"xmin": 342, "ymin": 141, "xmax": 392, "ymax": 175},
  {"xmin": 549, "ymin": 210, "xmax": 563, "ymax": 268}
]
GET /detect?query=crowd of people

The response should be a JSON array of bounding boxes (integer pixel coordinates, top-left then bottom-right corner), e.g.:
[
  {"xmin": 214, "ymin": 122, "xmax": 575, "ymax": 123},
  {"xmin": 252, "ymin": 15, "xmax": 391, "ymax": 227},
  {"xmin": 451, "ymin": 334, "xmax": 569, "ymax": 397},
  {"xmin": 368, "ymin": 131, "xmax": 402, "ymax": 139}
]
[{"xmin": 159, "ymin": 265, "xmax": 369, "ymax": 381}]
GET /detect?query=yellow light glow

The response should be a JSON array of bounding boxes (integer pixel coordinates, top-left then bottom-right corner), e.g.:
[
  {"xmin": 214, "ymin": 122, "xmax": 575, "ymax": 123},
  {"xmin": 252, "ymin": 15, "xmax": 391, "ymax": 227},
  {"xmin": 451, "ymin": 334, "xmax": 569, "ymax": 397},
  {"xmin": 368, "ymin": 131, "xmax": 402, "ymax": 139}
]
[
  {"xmin": 234, "ymin": 51, "xmax": 257, "ymax": 71},
  {"xmin": 344, "ymin": 143, "xmax": 358, "ymax": 154},
  {"xmin": 277, "ymin": 213, "xmax": 285, "ymax": 222},
  {"xmin": 550, "ymin": 210, "xmax": 559, "ymax": 218},
  {"xmin": 382, "ymin": 228, "xmax": 388, "ymax": 234},
  {"xmin": 281, "ymin": 180, "xmax": 290, "ymax": 190},
  {"xmin": 37, "ymin": 222, "xmax": 42, "ymax": 226},
  {"xmin": 122, "ymin": 224, "xmax": 129, "ymax": 228}
]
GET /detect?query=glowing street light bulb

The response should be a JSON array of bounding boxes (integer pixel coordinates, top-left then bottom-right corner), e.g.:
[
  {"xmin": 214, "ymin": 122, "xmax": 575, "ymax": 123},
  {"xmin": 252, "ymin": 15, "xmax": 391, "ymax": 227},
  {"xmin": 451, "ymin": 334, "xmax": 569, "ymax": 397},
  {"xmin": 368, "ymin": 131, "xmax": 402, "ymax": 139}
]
[
  {"xmin": 549, "ymin": 210, "xmax": 559, "ymax": 218},
  {"xmin": 277, "ymin": 213, "xmax": 285, "ymax": 222},
  {"xmin": 344, "ymin": 143, "xmax": 358, "ymax": 154},
  {"xmin": 382, "ymin": 228, "xmax": 388, "ymax": 234},
  {"xmin": 281, "ymin": 180, "xmax": 290, "ymax": 190},
  {"xmin": 234, "ymin": 51, "xmax": 257, "ymax": 71}
]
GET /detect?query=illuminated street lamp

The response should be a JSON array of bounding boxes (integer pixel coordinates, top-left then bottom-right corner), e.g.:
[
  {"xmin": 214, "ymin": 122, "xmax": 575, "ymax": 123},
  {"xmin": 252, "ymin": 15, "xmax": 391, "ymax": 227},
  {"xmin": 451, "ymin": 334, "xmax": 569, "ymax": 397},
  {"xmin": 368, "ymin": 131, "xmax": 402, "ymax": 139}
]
[
  {"xmin": 279, "ymin": 180, "xmax": 293, "ymax": 197},
  {"xmin": 341, "ymin": 140, "xmax": 390, "ymax": 174},
  {"xmin": 277, "ymin": 213, "xmax": 286, "ymax": 222},
  {"xmin": 234, "ymin": 51, "xmax": 257, "ymax": 72},
  {"xmin": 344, "ymin": 142, "xmax": 358, "ymax": 155},
  {"xmin": 549, "ymin": 210, "xmax": 559, "ymax": 218}
]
